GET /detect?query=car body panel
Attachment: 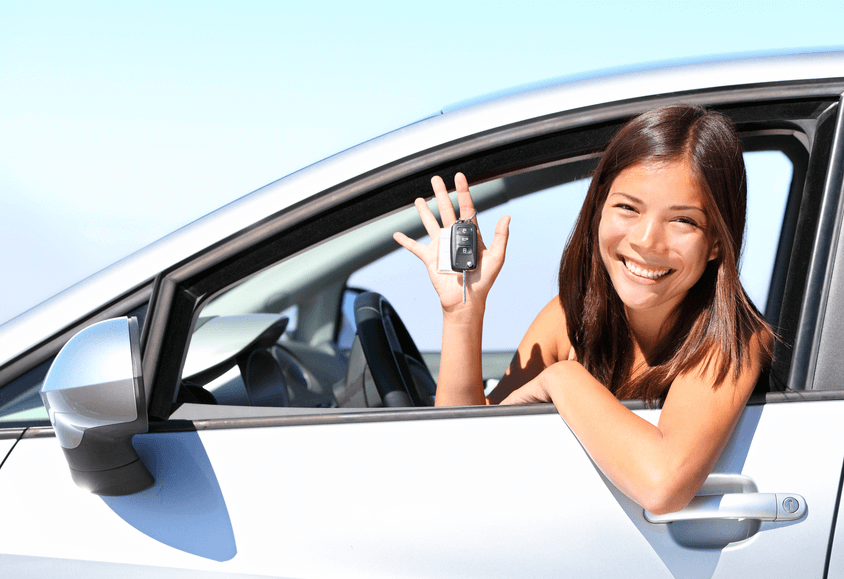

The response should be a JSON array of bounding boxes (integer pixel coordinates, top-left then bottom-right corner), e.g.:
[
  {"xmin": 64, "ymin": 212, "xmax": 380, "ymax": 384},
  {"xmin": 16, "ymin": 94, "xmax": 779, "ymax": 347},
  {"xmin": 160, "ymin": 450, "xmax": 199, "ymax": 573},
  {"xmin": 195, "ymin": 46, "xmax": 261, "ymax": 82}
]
[
  {"xmin": 2, "ymin": 400, "xmax": 843, "ymax": 577},
  {"xmin": 828, "ymin": 491, "xmax": 844, "ymax": 578},
  {"xmin": 0, "ymin": 437, "xmax": 16, "ymax": 465}
]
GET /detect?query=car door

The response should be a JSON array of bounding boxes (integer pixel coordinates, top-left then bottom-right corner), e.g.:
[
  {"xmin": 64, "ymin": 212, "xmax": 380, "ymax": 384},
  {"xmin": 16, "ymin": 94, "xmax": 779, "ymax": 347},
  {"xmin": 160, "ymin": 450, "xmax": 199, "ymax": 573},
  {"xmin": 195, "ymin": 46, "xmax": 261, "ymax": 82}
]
[{"xmin": 2, "ymin": 87, "xmax": 844, "ymax": 578}]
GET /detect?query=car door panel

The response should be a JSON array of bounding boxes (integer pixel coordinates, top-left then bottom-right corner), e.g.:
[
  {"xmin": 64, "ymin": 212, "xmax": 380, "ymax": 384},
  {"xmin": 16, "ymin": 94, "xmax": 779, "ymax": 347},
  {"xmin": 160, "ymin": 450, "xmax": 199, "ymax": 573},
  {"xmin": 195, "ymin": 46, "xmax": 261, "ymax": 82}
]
[
  {"xmin": 827, "ymin": 487, "xmax": 844, "ymax": 577},
  {"xmin": 181, "ymin": 413, "xmax": 667, "ymax": 578},
  {"xmin": 0, "ymin": 436, "xmax": 17, "ymax": 465},
  {"xmin": 0, "ymin": 554, "xmax": 277, "ymax": 579},
  {"xmin": 3, "ymin": 400, "xmax": 843, "ymax": 578},
  {"xmin": 194, "ymin": 400, "xmax": 842, "ymax": 578},
  {"xmin": 0, "ymin": 434, "xmax": 237, "ymax": 575}
]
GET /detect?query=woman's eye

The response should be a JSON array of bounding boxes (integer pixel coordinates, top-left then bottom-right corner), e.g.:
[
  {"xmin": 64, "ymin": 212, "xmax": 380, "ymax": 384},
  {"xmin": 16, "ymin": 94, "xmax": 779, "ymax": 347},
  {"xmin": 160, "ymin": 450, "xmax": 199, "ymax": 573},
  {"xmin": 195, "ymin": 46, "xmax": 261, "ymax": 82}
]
[
  {"xmin": 675, "ymin": 217, "xmax": 699, "ymax": 227},
  {"xmin": 615, "ymin": 203, "xmax": 636, "ymax": 212}
]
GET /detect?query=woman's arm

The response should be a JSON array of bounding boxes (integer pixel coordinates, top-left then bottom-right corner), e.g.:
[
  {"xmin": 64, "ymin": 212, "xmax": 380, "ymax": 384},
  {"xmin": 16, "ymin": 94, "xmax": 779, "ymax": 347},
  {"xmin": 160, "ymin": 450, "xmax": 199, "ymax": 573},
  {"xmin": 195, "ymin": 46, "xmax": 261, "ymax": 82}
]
[
  {"xmin": 501, "ymin": 334, "xmax": 766, "ymax": 514},
  {"xmin": 393, "ymin": 173, "xmax": 510, "ymax": 406},
  {"xmin": 486, "ymin": 296, "xmax": 570, "ymax": 404}
]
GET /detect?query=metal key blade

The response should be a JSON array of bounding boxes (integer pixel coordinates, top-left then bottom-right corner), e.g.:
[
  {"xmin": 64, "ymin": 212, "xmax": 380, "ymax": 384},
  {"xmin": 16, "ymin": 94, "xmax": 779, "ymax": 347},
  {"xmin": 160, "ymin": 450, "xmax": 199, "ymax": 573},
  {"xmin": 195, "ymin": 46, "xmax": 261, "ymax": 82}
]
[{"xmin": 462, "ymin": 270, "xmax": 467, "ymax": 303}]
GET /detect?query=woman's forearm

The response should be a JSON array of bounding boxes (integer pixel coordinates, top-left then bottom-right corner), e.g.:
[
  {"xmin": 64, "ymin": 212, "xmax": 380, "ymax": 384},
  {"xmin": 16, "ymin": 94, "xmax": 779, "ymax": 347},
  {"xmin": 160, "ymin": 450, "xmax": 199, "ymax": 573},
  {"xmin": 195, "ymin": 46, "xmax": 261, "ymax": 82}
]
[
  {"xmin": 434, "ymin": 305, "xmax": 487, "ymax": 406},
  {"xmin": 541, "ymin": 364, "xmax": 680, "ymax": 511},
  {"xmin": 539, "ymin": 361, "xmax": 753, "ymax": 514}
]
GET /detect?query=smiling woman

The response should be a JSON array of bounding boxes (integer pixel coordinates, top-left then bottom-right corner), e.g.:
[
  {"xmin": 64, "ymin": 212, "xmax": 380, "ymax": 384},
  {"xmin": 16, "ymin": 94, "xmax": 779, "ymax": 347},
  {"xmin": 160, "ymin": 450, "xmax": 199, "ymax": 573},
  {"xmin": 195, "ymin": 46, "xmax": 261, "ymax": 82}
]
[
  {"xmin": 555, "ymin": 105, "xmax": 771, "ymax": 403},
  {"xmin": 397, "ymin": 103, "xmax": 773, "ymax": 515},
  {"xmin": 599, "ymin": 161, "xmax": 718, "ymax": 316}
]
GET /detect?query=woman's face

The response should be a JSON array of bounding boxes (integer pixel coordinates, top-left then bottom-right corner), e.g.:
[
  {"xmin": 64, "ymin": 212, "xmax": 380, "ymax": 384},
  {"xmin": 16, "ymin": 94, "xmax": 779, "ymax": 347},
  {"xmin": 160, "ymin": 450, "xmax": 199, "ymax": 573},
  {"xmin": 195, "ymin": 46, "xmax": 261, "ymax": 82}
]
[{"xmin": 598, "ymin": 160, "xmax": 719, "ymax": 324}]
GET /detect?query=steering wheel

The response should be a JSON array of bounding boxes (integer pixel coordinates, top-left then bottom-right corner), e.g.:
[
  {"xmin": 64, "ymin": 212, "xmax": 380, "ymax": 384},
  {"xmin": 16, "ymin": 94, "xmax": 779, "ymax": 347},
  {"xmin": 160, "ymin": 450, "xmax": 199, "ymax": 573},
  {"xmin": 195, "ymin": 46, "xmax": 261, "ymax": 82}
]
[{"xmin": 353, "ymin": 292, "xmax": 437, "ymax": 407}]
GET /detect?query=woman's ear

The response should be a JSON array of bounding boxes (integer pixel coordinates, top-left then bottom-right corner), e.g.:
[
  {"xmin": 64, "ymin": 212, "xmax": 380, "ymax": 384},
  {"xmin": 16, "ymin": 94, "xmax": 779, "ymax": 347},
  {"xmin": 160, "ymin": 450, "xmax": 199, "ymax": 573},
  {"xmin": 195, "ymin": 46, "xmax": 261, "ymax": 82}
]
[{"xmin": 709, "ymin": 240, "xmax": 720, "ymax": 261}]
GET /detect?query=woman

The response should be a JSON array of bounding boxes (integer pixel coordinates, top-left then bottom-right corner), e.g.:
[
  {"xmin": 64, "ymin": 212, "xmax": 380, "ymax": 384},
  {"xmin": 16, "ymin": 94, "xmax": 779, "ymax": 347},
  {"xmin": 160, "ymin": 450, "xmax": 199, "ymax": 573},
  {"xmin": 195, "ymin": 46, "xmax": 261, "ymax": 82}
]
[{"xmin": 393, "ymin": 104, "xmax": 773, "ymax": 515}]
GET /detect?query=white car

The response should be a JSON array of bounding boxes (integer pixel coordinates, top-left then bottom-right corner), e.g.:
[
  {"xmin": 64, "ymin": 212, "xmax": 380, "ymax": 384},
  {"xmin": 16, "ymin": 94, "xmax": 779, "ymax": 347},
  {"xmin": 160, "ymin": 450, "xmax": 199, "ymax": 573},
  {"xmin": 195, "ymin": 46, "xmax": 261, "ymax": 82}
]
[{"xmin": 2, "ymin": 52, "xmax": 844, "ymax": 578}]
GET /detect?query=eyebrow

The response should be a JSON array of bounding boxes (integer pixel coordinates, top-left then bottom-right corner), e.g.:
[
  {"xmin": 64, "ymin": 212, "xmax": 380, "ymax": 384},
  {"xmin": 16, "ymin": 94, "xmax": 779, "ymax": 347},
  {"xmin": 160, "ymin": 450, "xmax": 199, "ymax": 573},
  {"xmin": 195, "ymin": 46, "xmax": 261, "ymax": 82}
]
[{"xmin": 610, "ymin": 192, "xmax": 706, "ymax": 214}]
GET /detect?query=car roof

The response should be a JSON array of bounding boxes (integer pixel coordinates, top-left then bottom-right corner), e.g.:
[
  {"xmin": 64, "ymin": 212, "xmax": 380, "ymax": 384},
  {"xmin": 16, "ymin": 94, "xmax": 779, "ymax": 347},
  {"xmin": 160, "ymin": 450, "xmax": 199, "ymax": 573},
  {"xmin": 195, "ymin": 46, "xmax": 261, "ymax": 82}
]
[{"xmin": 2, "ymin": 51, "xmax": 843, "ymax": 367}]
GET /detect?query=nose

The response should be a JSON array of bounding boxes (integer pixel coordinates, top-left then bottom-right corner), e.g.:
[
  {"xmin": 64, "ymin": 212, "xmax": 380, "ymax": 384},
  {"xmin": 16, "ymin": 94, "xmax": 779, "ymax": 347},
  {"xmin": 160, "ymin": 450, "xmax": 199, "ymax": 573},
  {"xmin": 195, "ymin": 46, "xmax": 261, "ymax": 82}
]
[{"xmin": 629, "ymin": 216, "xmax": 666, "ymax": 254}]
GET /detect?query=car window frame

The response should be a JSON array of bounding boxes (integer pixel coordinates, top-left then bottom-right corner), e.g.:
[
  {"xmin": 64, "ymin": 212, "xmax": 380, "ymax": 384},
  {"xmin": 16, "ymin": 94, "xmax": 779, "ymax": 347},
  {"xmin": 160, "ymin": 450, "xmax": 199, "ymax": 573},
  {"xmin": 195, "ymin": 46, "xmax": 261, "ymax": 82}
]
[
  {"xmin": 793, "ymin": 95, "xmax": 844, "ymax": 391},
  {"xmin": 0, "ymin": 85, "xmax": 842, "ymax": 440},
  {"xmin": 50, "ymin": 88, "xmax": 836, "ymax": 424}
]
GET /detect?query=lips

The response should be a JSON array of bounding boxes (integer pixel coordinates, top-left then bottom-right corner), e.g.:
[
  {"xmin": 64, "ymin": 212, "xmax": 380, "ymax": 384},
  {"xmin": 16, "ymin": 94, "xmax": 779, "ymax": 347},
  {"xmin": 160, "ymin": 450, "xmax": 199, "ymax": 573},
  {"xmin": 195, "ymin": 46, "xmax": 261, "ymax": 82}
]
[{"xmin": 622, "ymin": 257, "xmax": 671, "ymax": 280}]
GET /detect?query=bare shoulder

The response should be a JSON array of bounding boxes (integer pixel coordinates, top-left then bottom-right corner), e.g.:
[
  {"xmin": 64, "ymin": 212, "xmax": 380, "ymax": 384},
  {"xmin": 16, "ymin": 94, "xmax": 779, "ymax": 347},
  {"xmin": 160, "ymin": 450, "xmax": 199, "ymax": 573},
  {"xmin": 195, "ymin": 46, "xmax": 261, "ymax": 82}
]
[
  {"xmin": 534, "ymin": 296, "xmax": 569, "ymax": 348},
  {"xmin": 658, "ymin": 328, "xmax": 768, "ymax": 448},
  {"xmin": 488, "ymin": 296, "xmax": 570, "ymax": 403}
]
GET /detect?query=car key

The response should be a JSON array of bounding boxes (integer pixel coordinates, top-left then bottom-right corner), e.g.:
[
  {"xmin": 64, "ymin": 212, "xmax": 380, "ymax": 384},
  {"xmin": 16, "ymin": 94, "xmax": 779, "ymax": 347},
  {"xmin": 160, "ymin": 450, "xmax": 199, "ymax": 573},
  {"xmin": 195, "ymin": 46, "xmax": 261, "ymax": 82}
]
[{"xmin": 450, "ymin": 218, "xmax": 477, "ymax": 303}]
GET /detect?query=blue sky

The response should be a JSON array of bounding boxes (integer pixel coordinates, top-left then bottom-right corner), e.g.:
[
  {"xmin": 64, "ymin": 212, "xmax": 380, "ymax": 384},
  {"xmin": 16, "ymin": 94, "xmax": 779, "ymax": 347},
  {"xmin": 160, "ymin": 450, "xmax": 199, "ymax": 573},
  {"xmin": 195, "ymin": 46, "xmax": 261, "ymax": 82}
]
[{"xmin": 1, "ymin": 0, "xmax": 842, "ymax": 325}]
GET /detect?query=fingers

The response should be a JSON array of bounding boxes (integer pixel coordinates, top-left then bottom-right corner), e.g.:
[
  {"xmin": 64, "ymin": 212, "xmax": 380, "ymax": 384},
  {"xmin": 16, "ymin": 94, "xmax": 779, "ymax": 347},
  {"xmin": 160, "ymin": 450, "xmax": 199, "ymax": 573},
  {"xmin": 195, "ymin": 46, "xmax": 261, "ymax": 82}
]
[
  {"xmin": 393, "ymin": 231, "xmax": 428, "ymax": 260},
  {"xmin": 413, "ymin": 197, "xmax": 443, "ymax": 240},
  {"xmin": 432, "ymin": 172, "xmax": 477, "ymax": 226},
  {"xmin": 431, "ymin": 175, "xmax": 457, "ymax": 226},
  {"xmin": 487, "ymin": 215, "xmax": 511, "ymax": 258},
  {"xmin": 454, "ymin": 172, "xmax": 477, "ymax": 223},
  {"xmin": 400, "ymin": 173, "xmax": 483, "ymax": 260}
]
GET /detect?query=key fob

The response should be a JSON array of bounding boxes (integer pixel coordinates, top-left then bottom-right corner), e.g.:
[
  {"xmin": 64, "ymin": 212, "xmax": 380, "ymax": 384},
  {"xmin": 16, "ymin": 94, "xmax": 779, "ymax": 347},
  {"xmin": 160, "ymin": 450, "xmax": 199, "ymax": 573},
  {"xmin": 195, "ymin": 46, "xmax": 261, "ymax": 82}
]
[{"xmin": 450, "ymin": 222, "xmax": 477, "ymax": 271}]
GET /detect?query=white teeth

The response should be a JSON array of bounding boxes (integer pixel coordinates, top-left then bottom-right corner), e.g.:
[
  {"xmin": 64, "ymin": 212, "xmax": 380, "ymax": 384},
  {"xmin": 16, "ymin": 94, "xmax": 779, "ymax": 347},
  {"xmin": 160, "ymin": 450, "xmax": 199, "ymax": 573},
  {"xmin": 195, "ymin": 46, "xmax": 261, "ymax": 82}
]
[{"xmin": 623, "ymin": 259, "xmax": 670, "ymax": 280}]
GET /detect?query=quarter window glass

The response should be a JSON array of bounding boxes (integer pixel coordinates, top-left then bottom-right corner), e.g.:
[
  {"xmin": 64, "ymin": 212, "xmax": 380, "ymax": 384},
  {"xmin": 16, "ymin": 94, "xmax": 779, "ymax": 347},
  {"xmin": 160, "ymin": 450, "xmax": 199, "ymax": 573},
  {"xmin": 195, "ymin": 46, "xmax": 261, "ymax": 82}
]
[
  {"xmin": 742, "ymin": 151, "xmax": 792, "ymax": 311},
  {"xmin": 0, "ymin": 359, "xmax": 51, "ymax": 426}
]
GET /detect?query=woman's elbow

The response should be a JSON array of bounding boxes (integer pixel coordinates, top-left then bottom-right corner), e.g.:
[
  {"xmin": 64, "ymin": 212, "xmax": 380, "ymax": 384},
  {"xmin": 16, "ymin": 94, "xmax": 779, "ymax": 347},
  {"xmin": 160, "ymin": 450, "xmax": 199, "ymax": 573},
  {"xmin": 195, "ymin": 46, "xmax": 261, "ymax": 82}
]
[
  {"xmin": 640, "ymin": 493, "xmax": 691, "ymax": 516},
  {"xmin": 636, "ymin": 477, "xmax": 696, "ymax": 515}
]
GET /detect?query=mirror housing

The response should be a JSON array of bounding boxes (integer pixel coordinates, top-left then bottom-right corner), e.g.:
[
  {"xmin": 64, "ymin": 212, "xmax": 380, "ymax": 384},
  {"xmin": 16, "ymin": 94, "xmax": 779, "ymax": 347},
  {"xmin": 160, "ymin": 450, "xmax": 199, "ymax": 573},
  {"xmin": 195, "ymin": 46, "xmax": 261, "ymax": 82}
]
[{"xmin": 41, "ymin": 317, "xmax": 153, "ymax": 496}]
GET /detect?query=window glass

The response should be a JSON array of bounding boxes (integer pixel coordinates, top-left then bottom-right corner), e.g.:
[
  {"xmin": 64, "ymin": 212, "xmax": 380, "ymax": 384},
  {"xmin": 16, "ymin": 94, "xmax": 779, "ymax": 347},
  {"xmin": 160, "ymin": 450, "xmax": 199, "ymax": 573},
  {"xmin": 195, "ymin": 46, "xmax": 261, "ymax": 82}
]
[
  {"xmin": 741, "ymin": 151, "xmax": 792, "ymax": 310},
  {"xmin": 337, "ymin": 289, "xmax": 362, "ymax": 350},
  {"xmin": 278, "ymin": 305, "xmax": 299, "ymax": 339},
  {"xmin": 0, "ymin": 359, "xmax": 52, "ymax": 426}
]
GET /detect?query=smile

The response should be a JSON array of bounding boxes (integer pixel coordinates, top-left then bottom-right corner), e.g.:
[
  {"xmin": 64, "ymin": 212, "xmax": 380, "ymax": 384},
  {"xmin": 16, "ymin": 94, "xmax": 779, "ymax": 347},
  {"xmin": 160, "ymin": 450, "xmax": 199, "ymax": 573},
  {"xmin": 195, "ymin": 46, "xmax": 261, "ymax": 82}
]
[{"xmin": 622, "ymin": 258, "xmax": 672, "ymax": 280}]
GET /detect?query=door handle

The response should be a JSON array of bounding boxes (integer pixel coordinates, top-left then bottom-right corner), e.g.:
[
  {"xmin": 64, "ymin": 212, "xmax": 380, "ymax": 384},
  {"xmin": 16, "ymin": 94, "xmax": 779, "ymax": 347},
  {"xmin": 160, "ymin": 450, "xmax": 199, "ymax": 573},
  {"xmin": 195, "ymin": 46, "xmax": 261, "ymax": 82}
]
[
  {"xmin": 644, "ymin": 473, "xmax": 806, "ymax": 524},
  {"xmin": 644, "ymin": 492, "xmax": 806, "ymax": 523}
]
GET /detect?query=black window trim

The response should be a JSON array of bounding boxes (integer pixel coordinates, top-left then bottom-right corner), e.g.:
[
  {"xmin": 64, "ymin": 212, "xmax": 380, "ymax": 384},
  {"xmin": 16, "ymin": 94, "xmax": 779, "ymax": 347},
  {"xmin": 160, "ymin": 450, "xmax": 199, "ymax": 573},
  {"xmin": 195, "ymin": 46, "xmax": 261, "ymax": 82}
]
[{"xmin": 793, "ymin": 94, "xmax": 844, "ymax": 391}]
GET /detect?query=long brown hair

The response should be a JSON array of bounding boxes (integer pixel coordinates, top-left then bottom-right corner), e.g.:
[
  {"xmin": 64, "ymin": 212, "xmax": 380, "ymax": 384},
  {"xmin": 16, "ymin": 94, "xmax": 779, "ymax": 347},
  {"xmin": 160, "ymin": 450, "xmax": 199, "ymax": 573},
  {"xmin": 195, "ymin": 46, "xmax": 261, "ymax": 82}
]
[{"xmin": 559, "ymin": 104, "xmax": 772, "ymax": 402}]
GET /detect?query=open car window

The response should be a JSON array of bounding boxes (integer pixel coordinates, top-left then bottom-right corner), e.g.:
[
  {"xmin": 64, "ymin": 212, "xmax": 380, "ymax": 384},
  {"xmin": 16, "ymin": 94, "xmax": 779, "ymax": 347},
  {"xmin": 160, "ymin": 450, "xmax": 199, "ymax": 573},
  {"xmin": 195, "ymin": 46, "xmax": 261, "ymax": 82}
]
[
  {"xmin": 0, "ymin": 145, "xmax": 794, "ymax": 425},
  {"xmin": 180, "ymin": 147, "xmax": 794, "ymax": 413}
]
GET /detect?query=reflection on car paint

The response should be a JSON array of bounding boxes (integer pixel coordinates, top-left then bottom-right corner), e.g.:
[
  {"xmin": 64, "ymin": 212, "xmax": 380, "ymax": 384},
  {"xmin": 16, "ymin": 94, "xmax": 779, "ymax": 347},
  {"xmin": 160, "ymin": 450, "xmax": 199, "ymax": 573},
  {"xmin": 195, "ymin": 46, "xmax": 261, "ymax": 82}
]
[{"xmin": 102, "ymin": 431, "xmax": 236, "ymax": 562}]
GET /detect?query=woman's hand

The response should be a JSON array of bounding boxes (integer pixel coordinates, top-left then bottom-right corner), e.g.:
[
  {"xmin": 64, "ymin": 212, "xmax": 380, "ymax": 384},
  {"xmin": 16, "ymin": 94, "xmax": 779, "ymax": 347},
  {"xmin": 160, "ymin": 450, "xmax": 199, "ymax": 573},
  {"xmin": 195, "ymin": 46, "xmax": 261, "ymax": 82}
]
[
  {"xmin": 393, "ymin": 172, "xmax": 510, "ymax": 314},
  {"xmin": 498, "ymin": 376, "xmax": 552, "ymax": 405},
  {"xmin": 498, "ymin": 362, "xmax": 566, "ymax": 405},
  {"xmin": 498, "ymin": 361, "xmax": 584, "ymax": 405}
]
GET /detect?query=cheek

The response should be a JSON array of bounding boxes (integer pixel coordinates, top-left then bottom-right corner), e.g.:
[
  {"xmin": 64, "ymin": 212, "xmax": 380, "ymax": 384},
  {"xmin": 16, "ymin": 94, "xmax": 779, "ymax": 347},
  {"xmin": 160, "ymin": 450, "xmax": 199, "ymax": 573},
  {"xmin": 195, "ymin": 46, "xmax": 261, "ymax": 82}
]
[
  {"xmin": 677, "ymin": 236, "xmax": 714, "ymax": 273},
  {"xmin": 598, "ymin": 214, "xmax": 624, "ymax": 255},
  {"xmin": 597, "ymin": 218, "xmax": 613, "ymax": 265}
]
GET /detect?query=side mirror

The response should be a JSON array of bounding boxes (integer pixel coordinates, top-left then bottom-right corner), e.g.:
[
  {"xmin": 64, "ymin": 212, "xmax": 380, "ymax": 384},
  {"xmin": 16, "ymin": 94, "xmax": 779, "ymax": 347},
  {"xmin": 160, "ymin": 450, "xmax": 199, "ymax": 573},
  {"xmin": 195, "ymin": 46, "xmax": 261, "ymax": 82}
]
[{"xmin": 40, "ymin": 317, "xmax": 153, "ymax": 496}]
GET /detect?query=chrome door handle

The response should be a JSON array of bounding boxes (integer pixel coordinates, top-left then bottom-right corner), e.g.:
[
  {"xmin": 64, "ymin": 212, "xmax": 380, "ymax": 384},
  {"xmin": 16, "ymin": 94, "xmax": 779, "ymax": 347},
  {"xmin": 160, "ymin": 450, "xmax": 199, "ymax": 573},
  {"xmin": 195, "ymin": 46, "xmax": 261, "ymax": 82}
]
[
  {"xmin": 644, "ymin": 492, "xmax": 806, "ymax": 523},
  {"xmin": 644, "ymin": 474, "xmax": 806, "ymax": 524}
]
